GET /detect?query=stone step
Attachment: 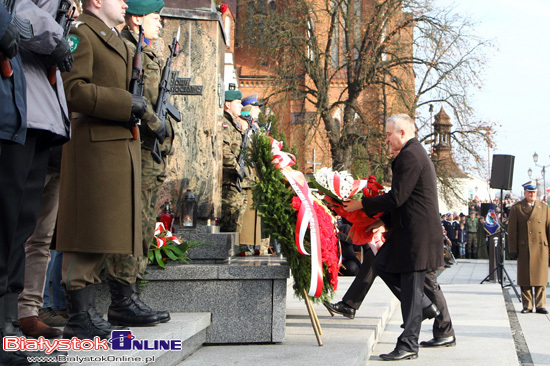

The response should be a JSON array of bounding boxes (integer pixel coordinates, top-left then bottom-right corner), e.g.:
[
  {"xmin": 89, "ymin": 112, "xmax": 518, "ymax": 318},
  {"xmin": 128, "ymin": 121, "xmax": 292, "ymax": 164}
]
[
  {"xmin": 95, "ymin": 258, "xmax": 290, "ymax": 344},
  {"xmin": 61, "ymin": 312, "xmax": 210, "ymax": 366}
]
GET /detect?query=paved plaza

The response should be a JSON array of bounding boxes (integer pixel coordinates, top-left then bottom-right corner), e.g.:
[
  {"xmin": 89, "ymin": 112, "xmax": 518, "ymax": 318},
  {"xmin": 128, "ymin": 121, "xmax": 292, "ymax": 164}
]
[{"xmin": 181, "ymin": 259, "xmax": 550, "ymax": 366}]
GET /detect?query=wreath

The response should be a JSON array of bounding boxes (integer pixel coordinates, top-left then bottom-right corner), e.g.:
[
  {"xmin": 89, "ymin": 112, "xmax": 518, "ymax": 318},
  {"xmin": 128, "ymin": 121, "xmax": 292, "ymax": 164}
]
[{"xmin": 249, "ymin": 134, "xmax": 339, "ymax": 302}]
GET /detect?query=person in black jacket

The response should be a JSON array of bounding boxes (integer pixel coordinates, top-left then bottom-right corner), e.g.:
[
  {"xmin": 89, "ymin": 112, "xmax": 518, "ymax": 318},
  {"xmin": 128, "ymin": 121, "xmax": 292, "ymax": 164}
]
[{"xmin": 343, "ymin": 114, "xmax": 452, "ymax": 360}]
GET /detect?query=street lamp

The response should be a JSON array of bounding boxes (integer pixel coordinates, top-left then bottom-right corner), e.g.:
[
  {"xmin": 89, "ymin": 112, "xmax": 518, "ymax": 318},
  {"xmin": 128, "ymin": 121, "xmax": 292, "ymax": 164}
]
[{"xmin": 532, "ymin": 152, "xmax": 550, "ymax": 198}]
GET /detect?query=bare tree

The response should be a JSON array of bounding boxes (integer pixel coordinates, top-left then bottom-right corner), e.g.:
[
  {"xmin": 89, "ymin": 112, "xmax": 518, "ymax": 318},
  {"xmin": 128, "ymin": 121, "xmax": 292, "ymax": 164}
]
[{"xmin": 239, "ymin": 0, "xmax": 495, "ymax": 181}]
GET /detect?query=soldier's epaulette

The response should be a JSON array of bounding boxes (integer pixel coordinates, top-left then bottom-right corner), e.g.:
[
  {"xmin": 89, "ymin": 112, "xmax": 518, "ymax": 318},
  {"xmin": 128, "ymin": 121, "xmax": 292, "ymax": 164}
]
[{"xmin": 71, "ymin": 21, "xmax": 85, "ymax": 28}]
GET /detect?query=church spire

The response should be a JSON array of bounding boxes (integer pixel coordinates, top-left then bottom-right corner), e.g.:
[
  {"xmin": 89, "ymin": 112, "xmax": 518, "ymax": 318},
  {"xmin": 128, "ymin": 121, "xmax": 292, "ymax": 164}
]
[
  {"xmin": 432, "ymin": 107, "xmax": 452, "ymax": 158},
  {"xmin": 431, "ymin": 107, "xmax": 468, "ymax": 178}
]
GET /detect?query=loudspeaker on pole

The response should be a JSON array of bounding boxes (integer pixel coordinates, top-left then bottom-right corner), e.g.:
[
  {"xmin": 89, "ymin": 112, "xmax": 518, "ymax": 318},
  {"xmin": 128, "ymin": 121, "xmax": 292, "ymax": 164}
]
[
  {"xmin": 490, "ymin": 155, "xmax": 515, "ymax": 190},
  {"xmin": 480, "ymin": 203, "xmax": 491, "ymax": 217}
]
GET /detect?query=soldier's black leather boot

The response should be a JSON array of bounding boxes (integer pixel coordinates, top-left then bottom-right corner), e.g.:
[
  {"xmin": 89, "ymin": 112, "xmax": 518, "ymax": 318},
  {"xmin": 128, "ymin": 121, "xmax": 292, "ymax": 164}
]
[
  {"xmin": 129, "ymin": 282, "xmax": 171, "ymax": 323},
  {"xmin": 107, "ymin": 281, "xmax": 159, "ymax": 327},
  {"xmin": 63, "ymin": 286, "xmax": 113, "ymax": 340}
]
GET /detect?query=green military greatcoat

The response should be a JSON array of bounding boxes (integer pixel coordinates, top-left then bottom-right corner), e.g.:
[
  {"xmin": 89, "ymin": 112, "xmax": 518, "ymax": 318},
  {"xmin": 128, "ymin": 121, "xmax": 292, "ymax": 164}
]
[
  {"xmin": 58, "ymin": 14, "xmax": 142, "ymax": 256},
  {"xmin": 508, "ymin": 199, "xmax": 550, "ymax": 286}
]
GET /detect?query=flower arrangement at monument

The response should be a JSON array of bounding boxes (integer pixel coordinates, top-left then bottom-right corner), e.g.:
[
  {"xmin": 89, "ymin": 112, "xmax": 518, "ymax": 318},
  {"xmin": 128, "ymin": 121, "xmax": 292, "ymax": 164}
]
[
  {"xmin": 148, "ymin": 222, "xmax": 203, "ymax": 268},
  {"xmin": 249, "ymin": 134, "xmax": 339, "ymax": 301}
]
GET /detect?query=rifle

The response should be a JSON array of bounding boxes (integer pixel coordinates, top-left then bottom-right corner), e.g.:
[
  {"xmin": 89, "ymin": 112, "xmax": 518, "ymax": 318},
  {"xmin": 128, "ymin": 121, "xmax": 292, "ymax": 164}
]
[
  {"xmin": 235, "ymin": 116, "xmax": 253, "ymax": 192},
  {"xmin": 128, "ymin": 25, "xmax": 144, "ymax": 140},
  {"xmin": 47, "ymin": 0, "xmax": 75, "ymax": 84},
  {"xmin": 151, "ymin": 26, "xmax": 182, "ymax": 164},
  {"xmin": 1, "ymin": 0, "xmax": 33, "ymax": 78}
]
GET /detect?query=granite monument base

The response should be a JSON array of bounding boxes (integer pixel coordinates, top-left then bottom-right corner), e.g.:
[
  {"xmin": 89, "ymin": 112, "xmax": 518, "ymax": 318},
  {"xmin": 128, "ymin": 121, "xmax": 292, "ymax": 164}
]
[{"xmin": 95, "ymin": 257, "xmax": 289, "ymax": 344}]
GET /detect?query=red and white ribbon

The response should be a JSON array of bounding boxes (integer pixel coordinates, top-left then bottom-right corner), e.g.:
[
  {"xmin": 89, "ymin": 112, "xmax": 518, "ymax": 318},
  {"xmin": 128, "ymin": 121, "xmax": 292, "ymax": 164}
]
[{"xmin": 271, "ymin": 139, "xmax": 323, "ymax": 297}]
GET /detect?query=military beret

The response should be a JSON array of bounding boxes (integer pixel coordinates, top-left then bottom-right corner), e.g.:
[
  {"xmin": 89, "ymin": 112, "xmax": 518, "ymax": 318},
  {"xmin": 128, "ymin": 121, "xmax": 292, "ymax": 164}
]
[
  {"xmin": 126, "ymin": 0, "xmax": 165, "ymax": 16},
  {"xmin": 241, "ymin": 93, "xmax": 263, "ymax": 107},
  {"xmin": 225, "ymin": 90, "xmax": 242, "ymax": 101}
]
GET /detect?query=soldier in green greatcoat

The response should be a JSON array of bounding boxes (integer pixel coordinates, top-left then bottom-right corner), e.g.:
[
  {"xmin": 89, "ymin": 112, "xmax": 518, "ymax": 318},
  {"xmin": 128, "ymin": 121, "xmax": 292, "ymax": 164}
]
[
  {"xmin": 59, "ymin": 0, "xmax": 149, "ymax": 339},
  {"xmin": 102, "ymin": 0, "xmax": 173, "ymax": 326}
]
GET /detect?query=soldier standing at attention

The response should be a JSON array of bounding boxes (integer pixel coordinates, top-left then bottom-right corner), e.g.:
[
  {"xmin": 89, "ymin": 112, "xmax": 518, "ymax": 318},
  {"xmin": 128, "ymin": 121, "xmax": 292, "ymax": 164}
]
[
  {"xmin": 238, "ymin": 94, "xmax": 262, "ymax": 254},
  {"xmin": 106, "ymin": 0, "xmax": 172, "ymax": 325},
  {"xmin": 508, "ymin": 180, "xmax": 549, "ymax": 315},
  {"xmin": 57, "ymin": 0, "xmax": 153, "ymax": 339},
  {"xmin": 220, "ymin": 89, "xmax": 248, "ymax": 233}
]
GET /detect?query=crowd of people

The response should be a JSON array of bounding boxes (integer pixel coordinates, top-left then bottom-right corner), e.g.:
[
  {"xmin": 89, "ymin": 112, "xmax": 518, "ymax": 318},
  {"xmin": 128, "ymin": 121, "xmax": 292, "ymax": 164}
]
[
  {"xmin": 0, "ymin": 0, "xmax": 229, "ymax": 364},
  {"xmin": 2, "ymin": 1, "xmax": 548, "ymax": 364},
  {"xmin": 1, "ymin": 1, "xmax": 267, "ymax": 363}
]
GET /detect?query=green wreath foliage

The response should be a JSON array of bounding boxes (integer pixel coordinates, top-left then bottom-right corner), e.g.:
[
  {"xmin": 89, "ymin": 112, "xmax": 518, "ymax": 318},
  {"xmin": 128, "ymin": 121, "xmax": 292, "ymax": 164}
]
[{"xmin": 249, "ymin": 134, "xmax": 335, "ymax": 303}]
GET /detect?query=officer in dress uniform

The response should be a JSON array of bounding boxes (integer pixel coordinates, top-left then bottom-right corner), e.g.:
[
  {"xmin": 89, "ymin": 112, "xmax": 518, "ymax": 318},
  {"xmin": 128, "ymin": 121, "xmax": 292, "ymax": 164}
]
[
  {"xmin": 220, "ymin": 89, "xmax": 248, "ymax": 233},
  {"xmin": 100, "ymin": 0, "xmax": 173, "ymax": 327},
  {"xmin": 508, "ymin": 180, "xmax": 549, "ymax": 314},
  {"xmin": 57, "ymin": 0, "xmax": 151, "ymax": 339}
]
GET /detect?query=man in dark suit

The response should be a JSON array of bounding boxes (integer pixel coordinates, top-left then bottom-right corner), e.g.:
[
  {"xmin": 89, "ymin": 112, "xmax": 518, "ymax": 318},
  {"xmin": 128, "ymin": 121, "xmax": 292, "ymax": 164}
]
[{"xmin": 343, "ymin": 114, "xmax": 450, "ymax": 360}]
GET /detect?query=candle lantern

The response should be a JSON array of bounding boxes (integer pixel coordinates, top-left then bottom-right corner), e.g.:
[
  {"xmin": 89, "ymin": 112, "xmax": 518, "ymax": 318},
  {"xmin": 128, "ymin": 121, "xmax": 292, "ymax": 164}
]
[
  {"xmin": 180, "ymin": 189, "xmax": 197, "ymax": 228},
  {"xmin": 159, "ymin": 201, "xmax": 175, "ymax": 232}
]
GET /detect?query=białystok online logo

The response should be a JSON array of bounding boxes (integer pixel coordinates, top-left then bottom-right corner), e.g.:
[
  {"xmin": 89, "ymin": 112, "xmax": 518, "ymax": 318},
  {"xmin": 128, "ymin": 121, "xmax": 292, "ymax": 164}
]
[
  {"xmin": 109, "ymin": 330, "xmax": 182, "ymax": 351},
  {"xmin": 3, "ymin": 331, "xmax": 182, "ymax": 354}
]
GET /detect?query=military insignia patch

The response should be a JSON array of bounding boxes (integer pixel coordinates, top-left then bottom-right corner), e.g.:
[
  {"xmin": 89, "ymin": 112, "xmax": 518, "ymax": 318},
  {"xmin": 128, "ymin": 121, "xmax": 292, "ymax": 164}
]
[{"xmin": 68, "ymin": 34, "xmax": 79, "ymax": 53}]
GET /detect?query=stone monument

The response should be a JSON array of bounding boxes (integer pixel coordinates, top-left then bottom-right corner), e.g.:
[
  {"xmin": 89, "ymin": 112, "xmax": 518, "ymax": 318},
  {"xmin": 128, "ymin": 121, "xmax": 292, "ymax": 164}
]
[{"xmin": 155, "ymin": 0, "xmax": 226, "ymax": 223}]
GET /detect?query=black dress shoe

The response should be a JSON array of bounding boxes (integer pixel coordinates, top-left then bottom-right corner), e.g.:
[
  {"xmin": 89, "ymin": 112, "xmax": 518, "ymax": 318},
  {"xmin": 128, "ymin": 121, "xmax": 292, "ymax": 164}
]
[
  {"xmin": 423, "ymin": 303, "xmax": 440, "ymax": 319},
  {"xmin": 520, "ymin": 308, "xmax": 532, "ymax": 313},
  {"xmin": 322, "ymin": 300, "xmax": 356, "ymax": 319},
  {"xmin": 536, "ymin": 308, "xmax": 548, "ymax": 314},
  {"xmin": 420, "ymin": 336, "xmax": 456, "ymax": 347},
  {"xmin": 401, "ymin": 304, "xmax": 440, "ymax": 328},
  {"xmin": 379, "ymin": 349, "xmax": 418, "ymax": 361}
]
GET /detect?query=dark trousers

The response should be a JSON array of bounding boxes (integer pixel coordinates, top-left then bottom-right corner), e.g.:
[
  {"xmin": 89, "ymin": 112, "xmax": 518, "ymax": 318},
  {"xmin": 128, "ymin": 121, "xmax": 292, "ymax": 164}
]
[
  {"xmin": 342, "ymin": 246, "xmax": 376, "ymax": 309},
  {"xmin": 424, "ymin": 270, "xmax": 454, "ymax": 338},
  {"xmin": 342, "ymin": 245, "xmax": 455, "ymax": 347},
  {"xmin": 374, "ymin": 244, "xmax": 427, "ymax": 353},
  {"xmin": 0, "ymin": 130, "xmax": 52, "ymax": 296}
]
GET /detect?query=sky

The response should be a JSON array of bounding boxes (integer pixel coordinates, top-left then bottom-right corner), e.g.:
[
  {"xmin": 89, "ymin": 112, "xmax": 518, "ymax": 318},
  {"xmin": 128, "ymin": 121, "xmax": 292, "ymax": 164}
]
[{"xmin": 434, "ymin": 0, "xmax": 550, "ymax": 198}]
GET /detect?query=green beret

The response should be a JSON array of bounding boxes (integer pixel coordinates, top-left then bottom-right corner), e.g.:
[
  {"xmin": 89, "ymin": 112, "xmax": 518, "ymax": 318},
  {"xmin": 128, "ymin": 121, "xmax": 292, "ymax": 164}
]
[
  {"xmin": 225, "ymin": 90, "xmax": 242, "ymax": 101},
  {"xmin": 126, "ymin": 0, "xmax": 164, "ymax": 16}
]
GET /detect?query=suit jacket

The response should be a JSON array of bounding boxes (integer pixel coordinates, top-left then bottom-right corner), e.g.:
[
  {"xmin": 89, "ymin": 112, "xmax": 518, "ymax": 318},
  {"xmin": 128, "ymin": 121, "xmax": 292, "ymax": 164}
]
[
  {"xmin": 362, "ymin": 138, "xmax": 444, "ymax": 273},
  {"xmin": 508, "ymin": 199, "xmax": 550, "ymax": 286},
  {"xmin": 57, "ymin": 14, "xmax": 142, "ymax": 256}
]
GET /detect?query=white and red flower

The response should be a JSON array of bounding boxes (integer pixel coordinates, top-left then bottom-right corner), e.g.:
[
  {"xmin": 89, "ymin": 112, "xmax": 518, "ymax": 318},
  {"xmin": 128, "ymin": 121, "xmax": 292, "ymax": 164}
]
[
  {"xmin": 153, "ymin": 222, "xmax": 181, "ymax": 248},
  {"xmin": 314, "ymin": 167, "xmax": 368, "ymax": 200}
]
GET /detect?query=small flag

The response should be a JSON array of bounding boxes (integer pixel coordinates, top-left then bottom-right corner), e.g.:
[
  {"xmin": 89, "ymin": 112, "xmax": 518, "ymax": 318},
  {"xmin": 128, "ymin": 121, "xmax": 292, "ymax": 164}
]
[{"xmin": 484, "ymin": 204, "xmax": 500, "ymax": 235}]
